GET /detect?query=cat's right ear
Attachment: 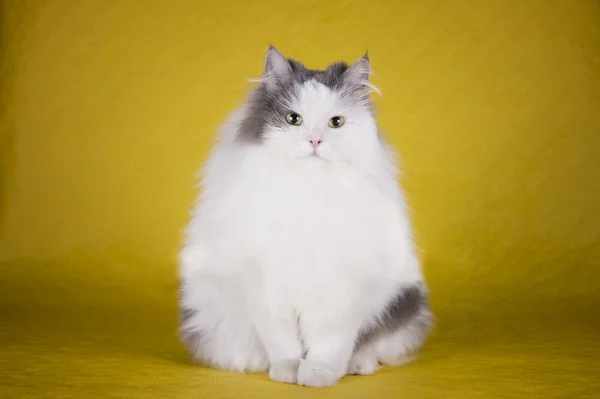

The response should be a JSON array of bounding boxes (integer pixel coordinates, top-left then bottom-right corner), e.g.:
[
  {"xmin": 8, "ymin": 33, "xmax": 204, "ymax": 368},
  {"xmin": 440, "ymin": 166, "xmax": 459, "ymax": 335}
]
[{"xmin": 263, "ymin": 45, "xmax": 292, "ymax": 83}]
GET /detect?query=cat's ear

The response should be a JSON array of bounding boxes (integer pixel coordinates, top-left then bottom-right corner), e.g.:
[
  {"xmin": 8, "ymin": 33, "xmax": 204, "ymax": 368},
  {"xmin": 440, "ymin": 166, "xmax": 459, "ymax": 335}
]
[
  {"xmin": 342, "ymin": 52, "xmax": 379, "ymax": 95},
  {"xmin": 264, "ymin": 45, "xmax": 292, "ymax": 81},
  {"xmin": 343, "ymin": 52, "xmax": 371, "ymax": 85}
]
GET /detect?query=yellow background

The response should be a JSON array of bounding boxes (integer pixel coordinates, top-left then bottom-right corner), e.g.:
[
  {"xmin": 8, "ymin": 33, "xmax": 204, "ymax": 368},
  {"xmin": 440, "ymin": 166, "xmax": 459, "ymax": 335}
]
[{"xmin": 1, "ymin": 1, "xmax": 599, "ymax": 398}]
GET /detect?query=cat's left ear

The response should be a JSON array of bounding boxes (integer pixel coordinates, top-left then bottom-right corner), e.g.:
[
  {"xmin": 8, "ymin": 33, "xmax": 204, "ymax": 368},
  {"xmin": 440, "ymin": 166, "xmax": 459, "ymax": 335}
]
[
  {"xmin": 343, "ymin": 52, "xmax": 371, "ymax": 85},
  {"xmin": 342, "ymin": 52, "xmax": 380, "ymax": 96}
]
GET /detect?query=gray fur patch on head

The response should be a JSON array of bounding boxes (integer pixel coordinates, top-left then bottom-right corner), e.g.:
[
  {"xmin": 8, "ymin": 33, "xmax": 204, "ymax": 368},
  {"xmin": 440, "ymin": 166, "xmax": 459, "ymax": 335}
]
[
  {"xmin": 354, "ymin": 282, "xmax": 431, "ymax": 351},
  {"xmin": 237, "ymin": 46, "xmax": 375, "ymax": 143}
]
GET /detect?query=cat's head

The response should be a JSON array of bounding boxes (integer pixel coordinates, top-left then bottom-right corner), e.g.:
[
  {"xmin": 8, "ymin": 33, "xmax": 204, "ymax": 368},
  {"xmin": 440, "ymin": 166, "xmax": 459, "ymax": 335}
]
[{"xmin": 237, "ymin": 46, "xmax": 381, "ymax": 164}]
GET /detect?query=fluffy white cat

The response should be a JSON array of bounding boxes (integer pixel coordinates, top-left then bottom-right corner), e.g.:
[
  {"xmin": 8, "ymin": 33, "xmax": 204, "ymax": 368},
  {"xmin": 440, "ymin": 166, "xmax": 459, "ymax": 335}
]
[{"xmin": 179, "ymin": 46, "xmax": 432, "ymax": 387}]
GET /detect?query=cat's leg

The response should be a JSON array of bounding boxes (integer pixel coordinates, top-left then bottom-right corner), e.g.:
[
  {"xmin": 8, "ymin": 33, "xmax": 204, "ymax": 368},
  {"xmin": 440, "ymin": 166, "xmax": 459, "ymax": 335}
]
[
  {"xmin": 347, "ymin": 343, "xmax": 379, "ymax": 376},
  {"xmin": 374, "ymin": 307, "xmax": 433, "ymax": 365},
  {"xmin": 296, "ymin": 312, "xmax": 364, "ymax": 387},
  {"xmin": 252, "ymin": 308, "xmax": 304, "ymax": 384},
  {"xmin": 179, "ymin": 270, "xmax": 269, "ymax": 373},
  {"xmin": 294, "ymin": 282, "xmax": 422, "ymax": 386},
  {"xmin": 348, "ymin": 282, "xmax": 432, "ymax": 376}
]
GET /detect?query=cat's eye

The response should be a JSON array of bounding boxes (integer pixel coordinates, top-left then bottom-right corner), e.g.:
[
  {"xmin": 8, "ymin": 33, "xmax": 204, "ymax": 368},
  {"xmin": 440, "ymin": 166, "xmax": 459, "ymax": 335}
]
[
  {"xmin": 328, "ymin": 116, "xmax": 345, "ymax": 128},
  {"xmin": 285, "ymin": 113, "xmax": 303, "ymax": 126}
]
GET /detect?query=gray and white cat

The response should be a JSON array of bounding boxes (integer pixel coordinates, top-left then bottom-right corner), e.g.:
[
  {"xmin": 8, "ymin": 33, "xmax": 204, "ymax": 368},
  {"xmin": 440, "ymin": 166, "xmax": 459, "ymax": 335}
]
[{"xmin": 179, "ymin": 46, "xmax": 432, "ymax": 387}]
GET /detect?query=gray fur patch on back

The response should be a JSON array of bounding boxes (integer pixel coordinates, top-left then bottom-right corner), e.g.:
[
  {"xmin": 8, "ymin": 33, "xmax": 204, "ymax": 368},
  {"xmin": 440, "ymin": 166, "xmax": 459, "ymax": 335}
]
[
  {"xmin": 179, "ymin": 305, "xmax": 203, "ymax": 350},
  {"xmin": 355, "ymin": 282, "xmax": 430, "ymax": 350},
  {"xmin": 238, "ymin": 57, "xmax": 367, "ymax": 143},
  {"xmin": 180, "ymin": 306, "xmax": 196, "ymax": 324}
]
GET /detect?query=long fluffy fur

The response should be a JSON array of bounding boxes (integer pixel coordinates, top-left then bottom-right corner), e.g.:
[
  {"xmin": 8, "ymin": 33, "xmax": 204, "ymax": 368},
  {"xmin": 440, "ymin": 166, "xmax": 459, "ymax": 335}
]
[{"xmin": 178, "ymin": 47, "xmax": 432, "ymax": 387}]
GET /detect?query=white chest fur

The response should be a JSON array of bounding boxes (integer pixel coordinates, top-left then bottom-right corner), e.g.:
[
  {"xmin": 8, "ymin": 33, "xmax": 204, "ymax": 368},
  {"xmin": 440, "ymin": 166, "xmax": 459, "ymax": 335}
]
[{"xmin": 183, "ymin": 148, "xmax": 420, "ymax": 311}]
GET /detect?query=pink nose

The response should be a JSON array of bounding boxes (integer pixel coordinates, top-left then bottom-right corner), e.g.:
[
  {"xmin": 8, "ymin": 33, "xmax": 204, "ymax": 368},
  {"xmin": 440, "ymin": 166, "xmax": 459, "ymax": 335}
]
[{"xmin": 309, "ymin": 139, "xmax": 322, "ymax": 149}]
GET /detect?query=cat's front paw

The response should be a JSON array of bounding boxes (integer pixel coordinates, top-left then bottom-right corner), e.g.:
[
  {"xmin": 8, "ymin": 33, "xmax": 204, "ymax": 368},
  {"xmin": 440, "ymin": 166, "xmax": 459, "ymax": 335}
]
[
  {"xmin": 269, "ymin": 359, "xmax": 300, "ymax": 384},
  {"xmin": 297, "ymin": 360, "xmax": 341, "ymax": 387}
]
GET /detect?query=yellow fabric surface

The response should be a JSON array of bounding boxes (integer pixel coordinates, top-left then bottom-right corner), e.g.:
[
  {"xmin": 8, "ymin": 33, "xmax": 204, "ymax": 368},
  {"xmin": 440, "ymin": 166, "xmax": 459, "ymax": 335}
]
[{"xmin": 1, "ymin": 1, "xmax": 600, "ymax": 398}]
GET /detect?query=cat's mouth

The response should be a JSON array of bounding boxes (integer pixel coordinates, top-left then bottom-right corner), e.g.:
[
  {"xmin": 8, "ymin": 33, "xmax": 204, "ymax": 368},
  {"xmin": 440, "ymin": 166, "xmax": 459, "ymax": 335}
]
[{"xmin": 309, "ymin": 152, "xmax": 328, "ymax": 161}]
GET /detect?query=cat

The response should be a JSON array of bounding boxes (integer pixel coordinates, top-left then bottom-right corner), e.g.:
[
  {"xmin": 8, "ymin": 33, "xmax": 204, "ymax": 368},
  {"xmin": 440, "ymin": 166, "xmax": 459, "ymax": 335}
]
[{"xmin": 178, "ymin": 45, "xmax": 432, "ymax": 387}]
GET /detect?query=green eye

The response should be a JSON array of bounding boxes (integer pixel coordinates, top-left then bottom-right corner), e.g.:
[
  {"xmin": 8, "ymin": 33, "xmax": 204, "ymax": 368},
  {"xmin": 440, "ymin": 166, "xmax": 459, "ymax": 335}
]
[
  {"xmin": 285, "ymin": 113, "xmax": 303, "ymax": 126},
  {"xmin": 328, "ymin": 116, "xmax": 345, "ymax": 128}
]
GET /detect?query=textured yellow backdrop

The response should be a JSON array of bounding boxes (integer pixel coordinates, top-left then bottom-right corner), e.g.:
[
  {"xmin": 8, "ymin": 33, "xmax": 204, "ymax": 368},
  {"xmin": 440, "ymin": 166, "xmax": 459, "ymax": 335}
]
[{"xmin": 1, "ymin": 1, "xmax": 599, "ymax": 398}]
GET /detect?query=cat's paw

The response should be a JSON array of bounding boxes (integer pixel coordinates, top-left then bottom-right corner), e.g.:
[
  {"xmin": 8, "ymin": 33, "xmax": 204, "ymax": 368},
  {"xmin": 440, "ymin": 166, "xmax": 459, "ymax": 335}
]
[
  {"xmin": 297, "ymin": 360, "xmax": 341, "ymax": 387},
  {"xmin": 269, "ymin": 359, "xmax": 300, "ymax": 384},
  {"xmin": 347, "ymin": 351, "xmax": 379, "ymax": 375}
]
